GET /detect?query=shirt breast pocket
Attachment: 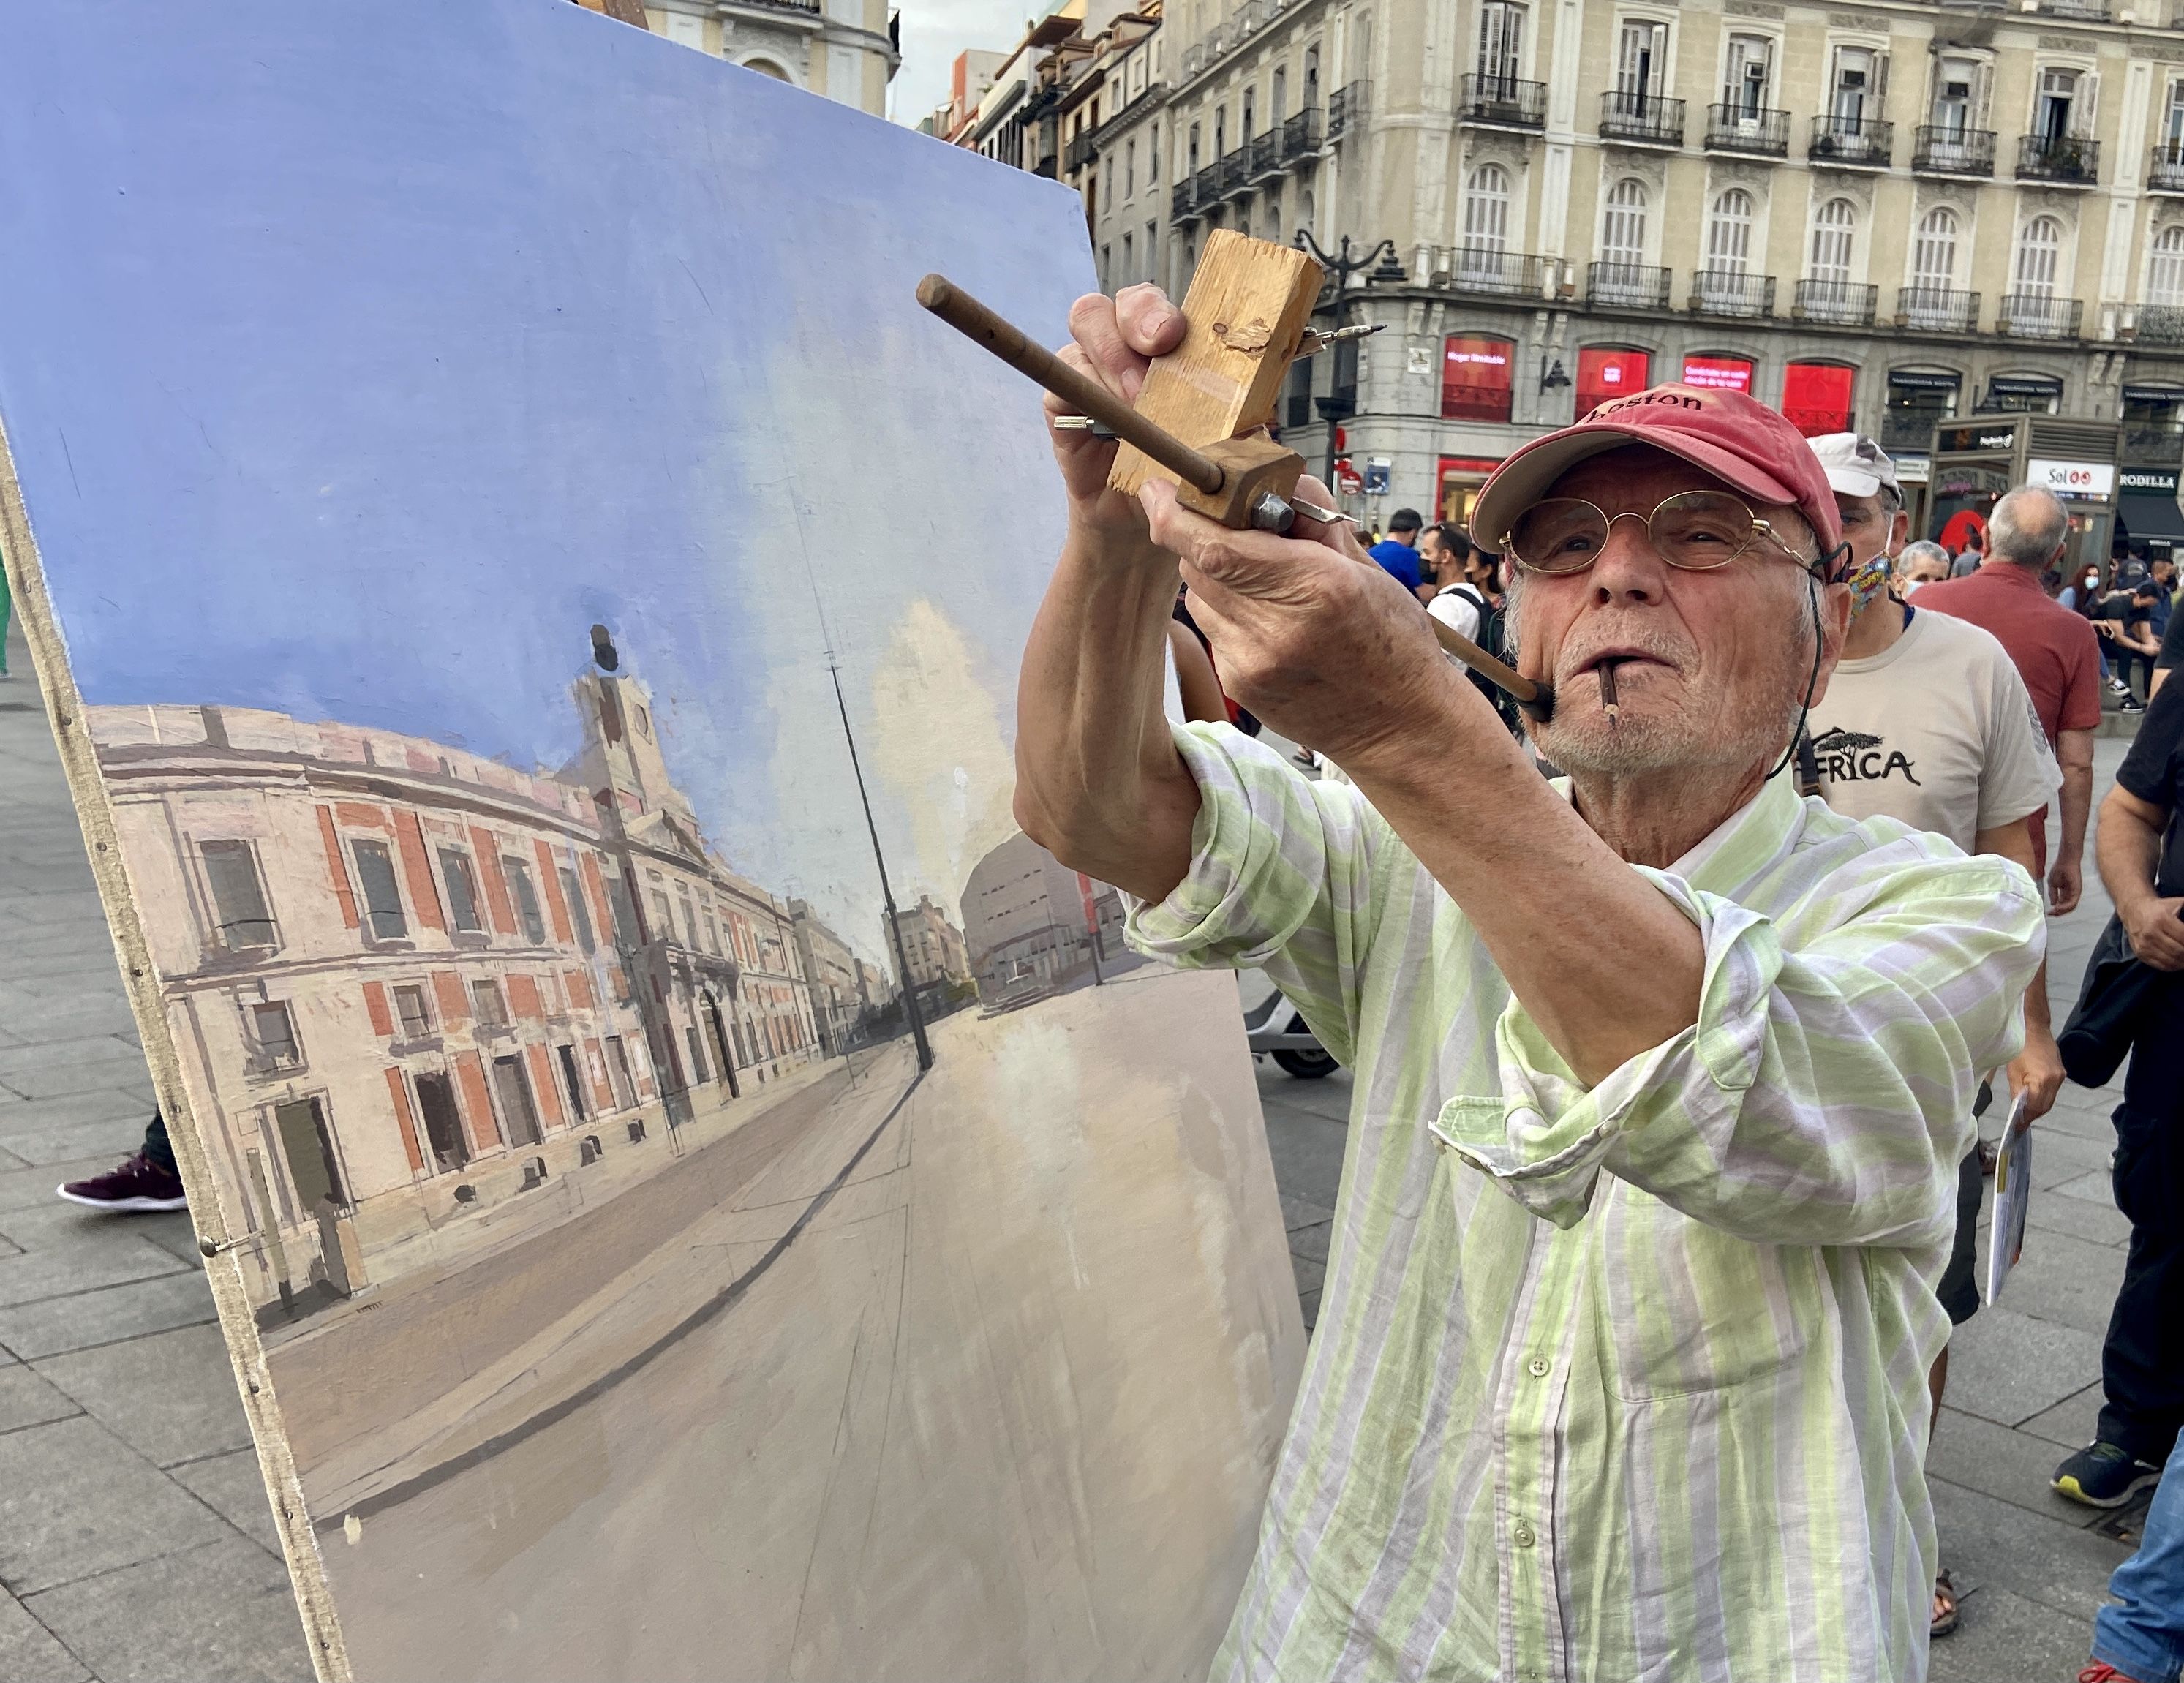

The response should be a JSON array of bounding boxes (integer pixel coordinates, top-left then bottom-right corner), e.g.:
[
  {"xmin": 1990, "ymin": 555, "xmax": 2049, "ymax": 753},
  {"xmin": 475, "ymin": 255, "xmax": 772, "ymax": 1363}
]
[{"xmin": 1588, "ymin": 1181, "xmax": 1815, "ymax": 1401}]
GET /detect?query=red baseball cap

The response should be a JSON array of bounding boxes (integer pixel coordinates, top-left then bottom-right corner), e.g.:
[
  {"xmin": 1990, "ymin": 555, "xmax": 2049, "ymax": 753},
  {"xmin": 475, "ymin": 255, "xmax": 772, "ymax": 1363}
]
[{"xmin": 1471, "ymin": 383, "xmax": 1843, "ymax": 560}]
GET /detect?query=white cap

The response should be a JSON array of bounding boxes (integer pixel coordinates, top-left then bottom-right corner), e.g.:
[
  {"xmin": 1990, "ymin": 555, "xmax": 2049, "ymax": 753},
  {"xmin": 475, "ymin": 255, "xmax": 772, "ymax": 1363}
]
[{"xmin": 1807, "ymin": 432, "xmax": 1901, "ymax": 501}]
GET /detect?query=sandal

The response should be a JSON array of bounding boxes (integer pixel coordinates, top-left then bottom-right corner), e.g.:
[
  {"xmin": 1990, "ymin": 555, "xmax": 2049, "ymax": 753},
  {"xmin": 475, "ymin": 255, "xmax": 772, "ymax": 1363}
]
[
  {"xmin": 1977, "ymin": 1138, "xmax": 2000, "ymax": 1176},
  {"xmin": 1932, "ymin": 1567, "xmax": 1960, "ymax": 1638}
]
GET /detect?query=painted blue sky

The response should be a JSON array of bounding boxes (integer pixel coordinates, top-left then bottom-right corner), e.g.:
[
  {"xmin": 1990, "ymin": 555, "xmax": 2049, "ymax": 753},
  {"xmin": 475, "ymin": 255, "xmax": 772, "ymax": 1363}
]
[{"xmin": 0, "ymin": 0, "xmax": 1090, "ymax": 959}]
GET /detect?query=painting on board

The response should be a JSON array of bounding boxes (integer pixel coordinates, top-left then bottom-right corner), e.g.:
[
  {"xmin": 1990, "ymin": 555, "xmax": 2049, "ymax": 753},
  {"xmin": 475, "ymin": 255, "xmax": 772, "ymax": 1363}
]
[{"xmin": 0, "ymin": 4, "xmax": 1304, "ymax": 1678}]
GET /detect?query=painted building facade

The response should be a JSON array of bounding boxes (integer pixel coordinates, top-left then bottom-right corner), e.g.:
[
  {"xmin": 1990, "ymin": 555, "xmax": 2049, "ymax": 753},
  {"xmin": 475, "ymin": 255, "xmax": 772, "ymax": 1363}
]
[{"xmin": 92, "ymin": 667, "xmax": 829, "ymax": 1311}]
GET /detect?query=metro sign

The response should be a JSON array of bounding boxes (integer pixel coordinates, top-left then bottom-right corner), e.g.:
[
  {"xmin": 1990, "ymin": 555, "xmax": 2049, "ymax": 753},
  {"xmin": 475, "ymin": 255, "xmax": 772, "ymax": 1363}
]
[{"xmin": 2027, "ymin": 458, "xmax": 2115, "ymax": 500}]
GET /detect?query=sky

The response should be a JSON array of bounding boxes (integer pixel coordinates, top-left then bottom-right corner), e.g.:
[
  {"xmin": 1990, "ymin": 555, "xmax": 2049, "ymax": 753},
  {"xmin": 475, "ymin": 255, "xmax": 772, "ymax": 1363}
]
[
  {"xmin": 889, "ymin": 0, "xmax": 1031, "ymax": 129},
  {"xmin": 0, "ymin": 0, "xmax": 1091, "ymax": 969}
]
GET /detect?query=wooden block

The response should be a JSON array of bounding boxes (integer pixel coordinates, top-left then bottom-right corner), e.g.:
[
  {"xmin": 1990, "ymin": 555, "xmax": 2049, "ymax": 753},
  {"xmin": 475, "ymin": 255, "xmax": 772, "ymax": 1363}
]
[{"xmin": 1108, "ymin": 230, "xmax": 1323, "ymax": 497}]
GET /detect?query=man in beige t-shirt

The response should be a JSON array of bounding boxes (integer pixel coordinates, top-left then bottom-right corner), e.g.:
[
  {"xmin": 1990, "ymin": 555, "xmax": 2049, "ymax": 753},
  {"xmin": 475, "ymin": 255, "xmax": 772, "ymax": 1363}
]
[{"xmin": 1804, "ymin": 431, "xmax": 2063, "ymax": 1641}]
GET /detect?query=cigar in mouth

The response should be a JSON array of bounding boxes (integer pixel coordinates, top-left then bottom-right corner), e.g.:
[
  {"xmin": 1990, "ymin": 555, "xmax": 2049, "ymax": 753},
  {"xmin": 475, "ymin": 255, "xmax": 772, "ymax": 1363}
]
[{"xmin": 1599, "ymin": 659, "xmax": 1620, "ymax": 723}]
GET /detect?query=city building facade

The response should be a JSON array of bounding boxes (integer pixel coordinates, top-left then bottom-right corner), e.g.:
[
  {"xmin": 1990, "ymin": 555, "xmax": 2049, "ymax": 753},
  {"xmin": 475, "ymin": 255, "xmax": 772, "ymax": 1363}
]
[
  {"xmin": 999, "ymin": 0, "xmax": 2184, "ymax": 556},
  {"xmin": 91, "ymin": 669, "xmax": 831, "ymax": 1313},
  {"xmin": 884, "ymin": 893, "xmax": 971, "ymax": 993},
  {"xmin": 641, "ymin": 0, "xmax": 897, "ymax": 116}
]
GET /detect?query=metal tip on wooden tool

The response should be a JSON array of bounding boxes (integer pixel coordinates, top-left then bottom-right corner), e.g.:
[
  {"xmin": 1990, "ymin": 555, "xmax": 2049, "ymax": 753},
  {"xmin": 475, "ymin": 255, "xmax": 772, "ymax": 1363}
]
[
  {"xmin": 1297, "ymin": 323, "xmax": 1386, "ymax": 357},
  {"xmin": 1289, "ymin": 496, "xmax": 1358, "ymax": 526},
  {"xmin": 1051, "ymin": 415, "xmax": 1119, "ymax": 438}
]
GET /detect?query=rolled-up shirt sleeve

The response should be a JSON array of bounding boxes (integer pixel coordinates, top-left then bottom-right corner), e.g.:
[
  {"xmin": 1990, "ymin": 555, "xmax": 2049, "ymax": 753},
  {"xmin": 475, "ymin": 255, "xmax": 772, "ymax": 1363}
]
[
  {"xmin": 1125, "ymin": 723, "xmax": 1384, "ymax": 1065},
  {"xmin": 1431, "ymin": 847, "xmax": 2045, "ymax": 1248}
]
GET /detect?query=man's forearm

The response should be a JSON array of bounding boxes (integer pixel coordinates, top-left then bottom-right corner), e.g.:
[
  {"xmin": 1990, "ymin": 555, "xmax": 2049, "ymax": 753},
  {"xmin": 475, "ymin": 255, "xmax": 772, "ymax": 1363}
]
[
  {"xmin": 1014, "ymin": 519, "xmax": 1201, "ymax": 903},
  {"xmin": 2098, "ymin": 797, "xmax": 2167, "ymax": 919},
  {"xmin": 2060, "ymin": 765, "xmax": 2092, "ymax": 872}
]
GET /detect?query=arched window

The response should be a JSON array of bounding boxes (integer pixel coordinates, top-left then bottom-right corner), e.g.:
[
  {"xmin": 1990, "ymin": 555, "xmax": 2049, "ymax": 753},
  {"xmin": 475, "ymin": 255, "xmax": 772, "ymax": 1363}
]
[
  {"xmin": 2150, "ymin": 226, "xmax": 2184, "ymax": 308},
  {"xmin": 1462, "ymin": 163, "xmax": 1510, "ymax": 255},
  {"xmin": 1601, "ymin": 178, "xmax": 1648, "ymax": 266},
  {"xmin": 2014, "ymin": 214, "xmax": 2062, "ymax": 296},
  {"xmin": 741, "ymin": 57, "xmax": 791, "ymax": 82},
  {"xmin": 1809, "ymin": 198, "xmax": 1856, "ymax": 284},
  {"xmin": 1913, "ymin": 206, "xmax": 1959, "ymax": 290},
  {"xmin": 1705, "ymin": 189, "xmax": 1755, "ymax": 275}
]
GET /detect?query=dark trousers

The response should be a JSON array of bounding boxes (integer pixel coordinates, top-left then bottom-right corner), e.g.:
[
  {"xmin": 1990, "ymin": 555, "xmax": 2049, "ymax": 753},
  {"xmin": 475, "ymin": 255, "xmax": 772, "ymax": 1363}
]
[
  {"xmin": 2118, "ymin": 647, "xmax": 2160, "ymax": 699},
  {"xmin": 142, "ymin": 1111, "xmax": 175, "ymax": 1176},
  {"xmin": 2099, "ymin": 998, "xmax": 2184, "ymax": 1465}
]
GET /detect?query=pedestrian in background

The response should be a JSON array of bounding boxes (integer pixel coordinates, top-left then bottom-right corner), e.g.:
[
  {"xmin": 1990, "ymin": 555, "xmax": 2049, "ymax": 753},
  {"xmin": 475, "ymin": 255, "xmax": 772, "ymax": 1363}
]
[
  {"xmin": 1366, "ymin": 507, "xmax": 1424, "ymax": 594},
  {"xmin": 1951, "ymin": 526, "xmax": 1986, "ymax": 577},
  {"xmin": 2056, "ymin": 670, "xmax": 2184, "ymax": 1511},
  {"xmin": 1896, "ymin": 541, "xmax": 1951, "ymax": 595},
  {"xmin": 1416, "ymin": 520, "xmax": 1463, "ymax": 600},
  {"xmin": 2098, "ymin": 583, "xmax": 2161, "ymax": 712},
  {"xmin": 1916, "ymin": 486, "xmax": 2104, "ymax": 918},
  {"xmin": 1801, "ymin": 433, "xmax": 2063, "ymax": 1638},
  {"xmin": 2081, "ymin": 1439, "xmax": 2184, "ymax": 1683}
]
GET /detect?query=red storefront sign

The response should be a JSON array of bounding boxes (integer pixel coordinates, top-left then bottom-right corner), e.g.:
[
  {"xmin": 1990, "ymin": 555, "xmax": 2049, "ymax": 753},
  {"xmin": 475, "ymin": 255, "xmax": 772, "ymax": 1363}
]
[
  {"xmin": 1681, "ymin": 354, "xmax": 1755, "ymax": 394},
  {"xmin": 1443, "ymin": 336, "xmax": 1515, "ymax": 422},
  {"xmin": 1782, "ymin": 362, "xmax": 1856, "ymax": 437},
  {"xmin": 1575, "ymin": 347, "xmax": 1649, "ymax": 421}
]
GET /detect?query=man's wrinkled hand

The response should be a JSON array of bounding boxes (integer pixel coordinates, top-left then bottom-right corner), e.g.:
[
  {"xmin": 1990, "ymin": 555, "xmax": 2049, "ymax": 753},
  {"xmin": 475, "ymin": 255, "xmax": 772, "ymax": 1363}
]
[
  {"xmin": 2123, "ymin": 894, "xmax": 2184, "ymax": 971},
  {"xmin": 2047, "ymin": 854, "xmax": 2082, "ymax": 916},
  {"xmin": 1046, "ymin": 285, "xmax": 1186, "ymax": 529},
  {"xmin": 2008, "ymin": 1028, "xmax": 2064, "ymax": 1121},
  {"xmin": 1140, "ymin": 478, "xmax": 1498, "ymax": 770}
]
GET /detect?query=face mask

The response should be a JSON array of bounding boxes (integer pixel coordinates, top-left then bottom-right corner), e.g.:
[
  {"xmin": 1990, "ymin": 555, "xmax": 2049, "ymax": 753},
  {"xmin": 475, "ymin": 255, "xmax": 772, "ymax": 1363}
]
[{"xmin": 1846, "ymin": 549, "xmax": 1891, "ymax": 613}]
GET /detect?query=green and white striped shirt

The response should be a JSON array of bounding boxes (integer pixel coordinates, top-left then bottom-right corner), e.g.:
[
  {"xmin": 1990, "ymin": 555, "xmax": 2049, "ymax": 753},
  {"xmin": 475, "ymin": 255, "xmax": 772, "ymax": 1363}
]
[{"xmin": 1128, "ymin": 724, "xmax": 2044, "ymax": 1683}]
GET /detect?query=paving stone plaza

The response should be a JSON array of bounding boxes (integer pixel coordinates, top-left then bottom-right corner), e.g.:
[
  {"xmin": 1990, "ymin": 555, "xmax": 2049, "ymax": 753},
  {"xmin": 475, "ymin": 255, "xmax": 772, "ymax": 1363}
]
[{"xmin": 0, "ymin": 610, "xmax": 2157, "ymax": 1680}]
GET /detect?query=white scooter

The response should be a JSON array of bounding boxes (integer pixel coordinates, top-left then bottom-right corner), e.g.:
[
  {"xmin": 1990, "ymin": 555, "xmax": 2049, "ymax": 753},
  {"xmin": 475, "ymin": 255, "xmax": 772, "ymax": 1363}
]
[{"xmin": 1240, "ymin": 972, "xmax": 1339, "ymax": 1080}]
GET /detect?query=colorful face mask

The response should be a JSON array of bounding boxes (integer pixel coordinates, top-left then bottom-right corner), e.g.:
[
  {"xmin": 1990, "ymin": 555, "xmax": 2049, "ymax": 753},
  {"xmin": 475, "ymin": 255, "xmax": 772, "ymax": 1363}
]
[{"xmin": 1846, "ymin": 549, "xmax": 1892, "ymax": 614}]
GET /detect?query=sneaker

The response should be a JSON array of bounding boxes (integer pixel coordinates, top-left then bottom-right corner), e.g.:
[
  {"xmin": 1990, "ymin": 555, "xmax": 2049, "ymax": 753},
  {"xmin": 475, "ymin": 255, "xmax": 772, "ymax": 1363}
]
[
  {"xmin": 2054, "ymin": 1442, "xmax": 2161, "ymax": 1508},
  {"xmin": 2080, "ymin": 1666, "xmax": 2145, "ymax": 1683},
  {"xmin": 56, "ymin": 1152, "xmax": 187, "ymax": 1213},
  {"xmin": 2108, "ymin": 676, "xmax": 2132, "ymax": 694},
  {"xmin": 2120, "ymin": 696, "xmax": 2145, "ymax": 713}
]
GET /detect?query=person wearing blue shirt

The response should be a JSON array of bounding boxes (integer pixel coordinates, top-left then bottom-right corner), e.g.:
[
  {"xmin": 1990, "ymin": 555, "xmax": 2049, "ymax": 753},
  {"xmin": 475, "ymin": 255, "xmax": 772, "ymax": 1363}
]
[{"xmin": 1367, "ymin": 507, "xmax": 1424, "ymax": 592}]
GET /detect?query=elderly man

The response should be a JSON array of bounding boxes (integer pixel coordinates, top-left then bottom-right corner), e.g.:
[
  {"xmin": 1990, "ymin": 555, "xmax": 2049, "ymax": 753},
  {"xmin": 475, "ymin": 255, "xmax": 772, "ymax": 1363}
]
[
  {"xmin": 1017, "ymin": 287, "xmax": 2044, "ymax": 1680},
  {"xmin": 1917, "ymin": 486, "xmax": 2104, "ymax": 917},
  {"xmin": 1896, "ymin": 540, "xmax": 1952, "ymax": 595}
]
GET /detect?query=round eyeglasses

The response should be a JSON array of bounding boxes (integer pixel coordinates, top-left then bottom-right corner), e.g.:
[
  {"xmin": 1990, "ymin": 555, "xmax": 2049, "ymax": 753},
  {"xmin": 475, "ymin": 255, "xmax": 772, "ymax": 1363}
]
[{"xmin": 1503, "ymin": 490, "xmax": 1816, "ymax": 576}]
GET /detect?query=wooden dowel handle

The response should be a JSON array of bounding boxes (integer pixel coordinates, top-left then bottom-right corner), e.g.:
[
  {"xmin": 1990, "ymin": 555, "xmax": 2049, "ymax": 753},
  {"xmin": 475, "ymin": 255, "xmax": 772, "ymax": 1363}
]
[
  {"xmin": 916, "ymin": 274, "xmax": 1227, "ymax": 496},
  {"xmin": 1426, "ymin": 617, "xmax": 1554, "ymax": 718}
]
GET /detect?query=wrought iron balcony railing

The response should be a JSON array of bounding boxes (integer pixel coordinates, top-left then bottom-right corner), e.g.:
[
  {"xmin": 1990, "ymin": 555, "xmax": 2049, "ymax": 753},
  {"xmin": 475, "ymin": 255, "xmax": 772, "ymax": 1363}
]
[
  {"xmin": 1880, "ymin": 410, "xmax": 1948, "ymax": 451},
  {"xmin": 1280, "ymin": 105, "xmax": 1322, "ymax": 162},
  {"xmin": 1705, "ymin": 103, "xmax": 1789, "ymax": 157},
  {"xmin": 1459, "ymin": 74, "xmax": 1547, "ymax": 129},
  {"xmin": 1327, "ymin": 81, "xmax": 1370, "ymax": 140},
  {"xmin": 2152, "ymin": 142, "xmax": 2184, "ymax": 194},
  {"xmin": 1171, "ymin": 181, "xmax": 1195, "ymax": 220},
  {"xmin": 1897, "ymin": 285, "xmax": 1981, "ymax": 334},
  {"xmin": 1690, "ymin": 268, "xmax": 1776, "ymax": 319},
  {"xmin": 1794, "ymin": 278, "xmax": 1878, "ymax": 327},
  {"xmin": 1219, "ymin": 148, "xmax": 1250, "ymax": 195},
  {"xmin": 2017, "ymin": 132, "xmax": 2100, "ymax": 184},
  {"xmin": 1064, "ymin": 132, "xmax": 1096, "ymax": 173},
  {"xmin": 1589, "ymin": 260, "xmax": 1673, "ymax": 310},
  {"xmin": 2036, "ymin": 0, "xmax": 2110, "ymax": 18},
  {"xmin": 1809, "ymin": 113, "xmax": 1893, "ymax": 168},
  {"xmin": 2123, "ymin": 423, "xmax": 2184, "ymax": 456},
  {"xmin": 1423, "ymin": 247, "xmax": 1548, "ymax": 298},
  {"xmin": 2137, "ymin": 304, "xmax": 2184, "ymax": 344},
  {"xmin": 1998, "ymin": 293, "xmax": 2084, "ymax": 339},
  {"xmin": 1913, "ymin": 125, "xmax": 1997, "ymax": 177},
  {"xmin": 1192, "ymin": 163, "xmax": 1221, "ymax": 209},
  {"xmin": 1249, "ymin": 129, "xmax": 1281, "ymax": 181},
  {"xmin": 1600, "ymin": 89, "xmax": 1685, "ymax": 147}
]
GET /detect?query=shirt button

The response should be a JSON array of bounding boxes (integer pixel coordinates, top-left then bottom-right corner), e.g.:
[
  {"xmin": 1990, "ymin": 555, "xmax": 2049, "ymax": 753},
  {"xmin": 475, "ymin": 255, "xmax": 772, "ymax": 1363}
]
[
  {"xmin": 1526, "ymin": 1356, "xmax": 1551, "ymax": 1378},
  {"xmin": 1512, "ymin": 1521, "xmax": 1537, "ymax": 1549}
]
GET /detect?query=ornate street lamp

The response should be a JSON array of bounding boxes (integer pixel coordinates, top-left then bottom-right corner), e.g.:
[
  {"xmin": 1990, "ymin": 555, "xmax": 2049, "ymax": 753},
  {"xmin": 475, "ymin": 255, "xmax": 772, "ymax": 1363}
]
[{"xmin": 1294, "ymin": 233, "xmax": 1406, "ymax": 492}]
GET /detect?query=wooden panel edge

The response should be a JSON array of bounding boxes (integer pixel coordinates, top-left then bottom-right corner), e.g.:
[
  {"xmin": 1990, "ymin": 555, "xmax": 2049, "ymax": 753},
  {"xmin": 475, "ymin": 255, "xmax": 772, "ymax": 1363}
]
[{"xmin": 0, "ymin": 418, "xmax": 355, "ymax": 1683}]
